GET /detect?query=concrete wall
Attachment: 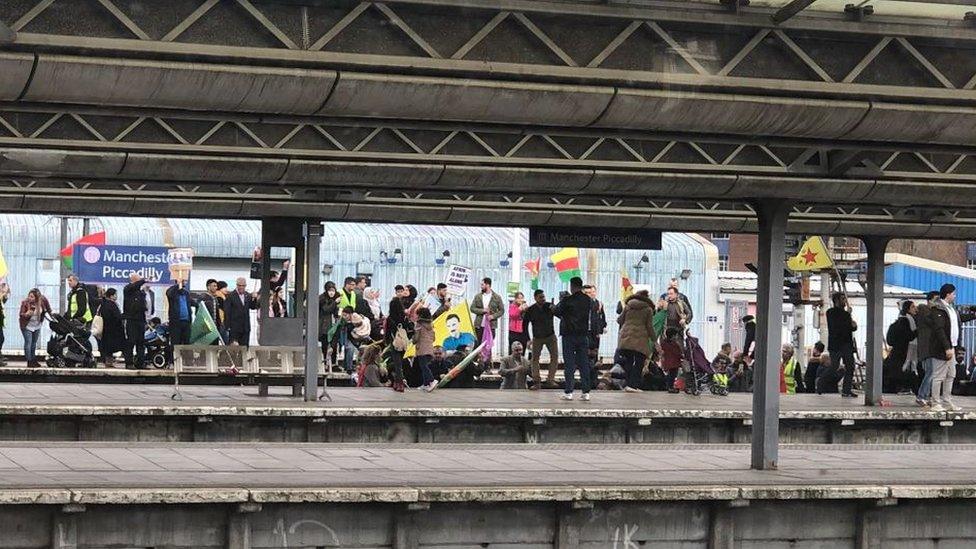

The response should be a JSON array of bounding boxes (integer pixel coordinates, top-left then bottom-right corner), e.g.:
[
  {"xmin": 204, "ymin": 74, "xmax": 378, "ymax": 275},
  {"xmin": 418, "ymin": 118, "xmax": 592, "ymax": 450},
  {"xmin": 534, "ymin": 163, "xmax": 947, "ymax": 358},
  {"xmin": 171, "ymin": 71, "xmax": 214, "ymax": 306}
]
[
  {"xmin": 2, "ymin": 499, "xmax": 975, "ymax": 548},
  {"xmin": 1, "ymin": 414, "xmax": 972, "ymax": 445}
]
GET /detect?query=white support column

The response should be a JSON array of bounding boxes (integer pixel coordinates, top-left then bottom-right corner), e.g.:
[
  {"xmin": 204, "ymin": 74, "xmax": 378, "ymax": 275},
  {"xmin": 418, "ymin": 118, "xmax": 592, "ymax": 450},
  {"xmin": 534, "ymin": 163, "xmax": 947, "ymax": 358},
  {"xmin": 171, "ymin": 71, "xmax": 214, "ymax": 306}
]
[{"xmin": 751, "ymin": 199, "xmax": 789, "ymax": 470}]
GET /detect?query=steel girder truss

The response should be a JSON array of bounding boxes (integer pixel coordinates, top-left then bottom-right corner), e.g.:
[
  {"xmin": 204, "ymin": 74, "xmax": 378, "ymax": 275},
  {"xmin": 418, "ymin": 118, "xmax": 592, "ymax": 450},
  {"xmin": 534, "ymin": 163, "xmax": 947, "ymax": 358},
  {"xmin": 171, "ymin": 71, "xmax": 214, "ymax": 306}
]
[
  {"xmin": 2, "ymin": 107, "xmax": 975, "ymax": 183},
  {"xmin": 1, "ymin": 174, "xmax": 973, "ymax": 235},
  {"xmin": 4, "ymin": 0, "xmax": 976, "ymax": 96},
  {"xmin": 2, "ymin": 106, "xmax": 976, "ymax": 236}
]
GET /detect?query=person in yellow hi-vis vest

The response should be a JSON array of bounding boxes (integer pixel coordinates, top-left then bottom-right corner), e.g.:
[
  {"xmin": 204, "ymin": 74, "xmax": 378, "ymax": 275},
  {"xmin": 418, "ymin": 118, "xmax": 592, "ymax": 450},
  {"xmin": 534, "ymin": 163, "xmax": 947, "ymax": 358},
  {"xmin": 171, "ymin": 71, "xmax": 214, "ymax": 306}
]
[
  {"xmin": 66, "ymin": 275, "xmax": 93, "ymax": 324},
  {"xmin": 779, "ymin": 343, "xmax": 805, "ymax": 394}
]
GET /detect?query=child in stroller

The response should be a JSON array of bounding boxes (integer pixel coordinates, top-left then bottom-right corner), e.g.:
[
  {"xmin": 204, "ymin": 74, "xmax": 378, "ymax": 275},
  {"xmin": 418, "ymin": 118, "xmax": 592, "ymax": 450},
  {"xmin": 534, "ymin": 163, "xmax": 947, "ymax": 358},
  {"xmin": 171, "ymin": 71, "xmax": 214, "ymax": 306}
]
[{"xmin": 144, "ymin": 317, "xmax": 172, "ymax": 368}]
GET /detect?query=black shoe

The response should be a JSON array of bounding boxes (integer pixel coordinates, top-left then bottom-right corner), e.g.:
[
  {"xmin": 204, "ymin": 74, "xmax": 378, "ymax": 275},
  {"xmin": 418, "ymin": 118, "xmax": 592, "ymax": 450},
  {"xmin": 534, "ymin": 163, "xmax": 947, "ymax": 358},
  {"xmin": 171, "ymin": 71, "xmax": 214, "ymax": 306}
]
[{"xmin": 841, "ymin": 392, "xmax": 857, "ymax": 398}]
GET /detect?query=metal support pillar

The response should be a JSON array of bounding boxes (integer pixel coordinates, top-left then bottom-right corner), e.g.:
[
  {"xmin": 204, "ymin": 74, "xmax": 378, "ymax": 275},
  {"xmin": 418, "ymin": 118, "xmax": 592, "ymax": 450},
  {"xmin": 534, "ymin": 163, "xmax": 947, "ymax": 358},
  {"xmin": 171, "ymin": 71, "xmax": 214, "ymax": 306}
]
[
  {"xmin": 751, "ymin": 199, "xmax": 789, "ymax": 470},
  {"xmin": 863, "ymin": 236, "xmax": 889, "ymax": 406},
  {"xmin": 58, "ymin": 216, "xmax": 68, "ymax": 313},
  {"xmin": 304, "ymin": 221, "xmax": 323, "ymax": 402}
]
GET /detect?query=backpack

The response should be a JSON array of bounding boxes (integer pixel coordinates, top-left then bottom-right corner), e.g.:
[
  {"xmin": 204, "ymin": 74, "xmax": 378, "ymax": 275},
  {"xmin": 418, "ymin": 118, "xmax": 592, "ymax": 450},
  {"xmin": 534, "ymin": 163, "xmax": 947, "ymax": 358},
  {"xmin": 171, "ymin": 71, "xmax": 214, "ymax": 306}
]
[{"xmin": 392, "ymin": 324, "xmax": 409, "ymax": 352}]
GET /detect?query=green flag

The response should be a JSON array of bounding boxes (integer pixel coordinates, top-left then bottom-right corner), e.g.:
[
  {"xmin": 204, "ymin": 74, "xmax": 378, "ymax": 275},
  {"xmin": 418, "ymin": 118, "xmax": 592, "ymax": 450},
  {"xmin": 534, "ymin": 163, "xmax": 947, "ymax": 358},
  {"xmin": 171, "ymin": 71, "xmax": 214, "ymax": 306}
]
[{"xmin": 190, "ymin": 304, "xmax": 220, "ymax": 345}]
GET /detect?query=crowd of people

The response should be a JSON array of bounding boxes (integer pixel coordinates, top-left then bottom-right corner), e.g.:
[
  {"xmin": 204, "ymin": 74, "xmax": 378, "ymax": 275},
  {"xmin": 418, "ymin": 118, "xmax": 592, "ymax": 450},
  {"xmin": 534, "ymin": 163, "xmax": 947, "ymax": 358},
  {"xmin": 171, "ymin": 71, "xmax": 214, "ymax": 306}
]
[
  {"xmin": 880, "ymin": 284, "xmax": 976, "ymax": 411},
  {"xmin": 0, "ymin": 259, "xmax": 292, "ymax": 369},
  {"xmin": 318, "ymin": 272, "xmax": 714, "ymax": 399},
  {"xmin": 3, "ymin": 265, "xmax": 975, "ymax": 408}
]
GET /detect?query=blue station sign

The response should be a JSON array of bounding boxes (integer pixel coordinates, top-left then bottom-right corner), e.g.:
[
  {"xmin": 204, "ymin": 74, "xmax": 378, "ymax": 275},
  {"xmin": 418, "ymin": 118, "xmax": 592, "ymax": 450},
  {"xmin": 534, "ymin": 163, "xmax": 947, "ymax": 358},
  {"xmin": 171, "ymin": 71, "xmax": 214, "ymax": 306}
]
[{"xmin": 73, "ymin": 245, "xmax": 171, "ymax": 285}]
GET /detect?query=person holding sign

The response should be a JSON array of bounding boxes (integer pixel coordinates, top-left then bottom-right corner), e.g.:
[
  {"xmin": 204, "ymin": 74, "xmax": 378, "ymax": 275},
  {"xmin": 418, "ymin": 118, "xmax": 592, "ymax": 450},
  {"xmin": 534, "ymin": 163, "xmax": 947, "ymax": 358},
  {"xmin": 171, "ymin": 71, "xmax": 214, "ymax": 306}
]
[{"xmin": 165, "ymin": 278, "xmax": 196, "ymax": 345}]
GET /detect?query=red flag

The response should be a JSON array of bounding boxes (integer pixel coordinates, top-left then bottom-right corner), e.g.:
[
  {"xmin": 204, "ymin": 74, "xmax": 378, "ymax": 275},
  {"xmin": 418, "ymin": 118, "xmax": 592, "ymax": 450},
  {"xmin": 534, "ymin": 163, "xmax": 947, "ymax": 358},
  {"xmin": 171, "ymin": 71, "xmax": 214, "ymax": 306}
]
[{"xmin": 60, "ymin": 232, "xmax": 107, "ymax": 270}]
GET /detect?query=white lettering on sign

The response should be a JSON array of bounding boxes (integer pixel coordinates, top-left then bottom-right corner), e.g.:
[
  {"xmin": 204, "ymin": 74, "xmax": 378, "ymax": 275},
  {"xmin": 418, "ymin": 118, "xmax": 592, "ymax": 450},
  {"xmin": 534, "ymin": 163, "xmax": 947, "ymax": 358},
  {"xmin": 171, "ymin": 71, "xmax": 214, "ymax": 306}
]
[
  {"xmin": 101, "ymin": 265, "xmax": 164, "ymax": 282},
  {"xmin": 102, "ymin": 249, "xmax": 168, "ymax": 264}
]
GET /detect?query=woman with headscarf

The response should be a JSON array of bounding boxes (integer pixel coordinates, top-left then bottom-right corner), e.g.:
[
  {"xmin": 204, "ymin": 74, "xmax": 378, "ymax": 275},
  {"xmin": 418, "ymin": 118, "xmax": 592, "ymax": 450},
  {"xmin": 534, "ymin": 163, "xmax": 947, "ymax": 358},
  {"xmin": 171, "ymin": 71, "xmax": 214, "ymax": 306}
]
[
  {"xmin": 97, "ymin": 288, "xmax": 125, "ymax": 366},
  {"xmin": 319, "ymin": 281, "xmax": 340, "ymax": 370},
  {"xmin": 365, "ymin": 287, "xmax": 383, "ymax": 340},
  {"xmin": 384, "ymin": 294, "xmax": 414, "ymax": 392},
  {"xmin": 883, "ymin": 300, "xmax": 918, "ymax": 394}
]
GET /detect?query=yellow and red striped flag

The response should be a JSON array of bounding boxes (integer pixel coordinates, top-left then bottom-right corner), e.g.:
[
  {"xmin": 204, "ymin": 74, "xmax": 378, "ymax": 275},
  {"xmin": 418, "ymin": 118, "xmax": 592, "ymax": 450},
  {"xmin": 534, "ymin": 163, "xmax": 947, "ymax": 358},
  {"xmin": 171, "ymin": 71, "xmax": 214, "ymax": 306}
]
[{"xmin": 550, "ymin": 248, "xmax": 581, "ymax": 283}]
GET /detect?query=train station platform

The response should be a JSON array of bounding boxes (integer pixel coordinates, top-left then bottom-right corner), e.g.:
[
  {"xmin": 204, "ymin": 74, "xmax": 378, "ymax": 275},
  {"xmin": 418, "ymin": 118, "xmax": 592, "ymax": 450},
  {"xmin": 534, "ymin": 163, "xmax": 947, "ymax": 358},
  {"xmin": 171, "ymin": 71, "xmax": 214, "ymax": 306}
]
[
  {"xmin": 2, "ymin": 383, "xmax": 973, "ymax": 445},
  {"xmin": 1, "ymin": 442, "xmax": 974, "ymax": 548}
]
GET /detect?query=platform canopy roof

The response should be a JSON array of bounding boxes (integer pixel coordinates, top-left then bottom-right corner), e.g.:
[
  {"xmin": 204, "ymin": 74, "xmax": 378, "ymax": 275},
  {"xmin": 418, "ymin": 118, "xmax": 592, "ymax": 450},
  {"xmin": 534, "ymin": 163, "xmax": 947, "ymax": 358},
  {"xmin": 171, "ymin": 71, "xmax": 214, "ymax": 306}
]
[{"xmin": 1, "ymin": 0, "xmax": 976, "ymax": 237}]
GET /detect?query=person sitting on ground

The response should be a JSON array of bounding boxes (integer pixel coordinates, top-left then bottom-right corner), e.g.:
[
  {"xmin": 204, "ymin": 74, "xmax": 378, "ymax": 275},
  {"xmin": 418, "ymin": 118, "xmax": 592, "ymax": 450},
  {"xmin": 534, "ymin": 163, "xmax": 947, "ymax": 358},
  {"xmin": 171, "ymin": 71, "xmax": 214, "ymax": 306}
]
[
  {"xmin": 356, "ymin": 340, "xmax": 387, "ymax": 388},
  {"xmin": 779, "ymin": 343, "xmax": 804, "ymax": 394},
  {"xmin": 339, "ymin": 306, "xmax": 371, "ymax": 374},
  {"xmin": 711, "ymin": 343, "xmax": 733, "ymax": 395},
  {"xmin": 438, "ymin": 344, "xmax": 481, "ymax": 388},
  {"xmin": 728, "ymin": 352, "xmax": 753, "ymax": 393},
  {"xmin": 804, "ymin": 342, "xmax": 825, "ymax": 393},
  {"xmin": 815, "ymin": 352, "xmax": 840, "ymax": 394},
  {"xmin": 428, "ymin": 346, "xmax": 451, "ymax": 385},
  {"xmin": 641, "ymin": 357, "xmax": 667, "ymax": 391},
  {"xmin": 498, "ymin": 341, "xmax": 530, "ymax": 390}
]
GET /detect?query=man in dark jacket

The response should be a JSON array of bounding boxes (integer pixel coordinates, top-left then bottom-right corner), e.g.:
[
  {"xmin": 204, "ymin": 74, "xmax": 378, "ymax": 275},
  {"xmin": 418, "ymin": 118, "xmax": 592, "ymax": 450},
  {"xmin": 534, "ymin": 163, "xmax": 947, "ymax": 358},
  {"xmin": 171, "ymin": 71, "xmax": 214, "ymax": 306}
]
[
  {"xmin": 925, "ymin": 284, "xmax": 974, "ymax": 411},
  {"xmin": 524, "ymin": 289, "xmax": 558, "ymax": 389},
  {"xmin": 584, "ymin": 284, "xmax": 607, "ymax": 385},
  {"xmin": 165, "ymin": 278, "xmax": 195, "ymax": 346},
  {"xmin": 915, "ymin": 291, "xmax": 939, "ymax": 405},
  {"xmin": 553, "ymin": 276, "xmax": 593, "ymax": 401},
  {"xmin": 826, "ymin": 292, "xmax": 858, "ymax": 397},
  {"xmin": 122, "ymin": 273, "xmax": 148, "ymax": 369},
  {"xmin": 223, "ymin": 277, "xmax": 259, "ymax": 346}
]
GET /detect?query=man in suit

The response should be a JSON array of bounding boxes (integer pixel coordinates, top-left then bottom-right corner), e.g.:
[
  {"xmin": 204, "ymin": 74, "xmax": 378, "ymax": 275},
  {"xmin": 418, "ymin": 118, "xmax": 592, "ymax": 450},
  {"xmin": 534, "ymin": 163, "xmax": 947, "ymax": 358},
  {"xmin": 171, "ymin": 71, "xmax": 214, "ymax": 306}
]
[{"xmin": 223, "ymin": 277, "xmax": 259, "ymax": 346}]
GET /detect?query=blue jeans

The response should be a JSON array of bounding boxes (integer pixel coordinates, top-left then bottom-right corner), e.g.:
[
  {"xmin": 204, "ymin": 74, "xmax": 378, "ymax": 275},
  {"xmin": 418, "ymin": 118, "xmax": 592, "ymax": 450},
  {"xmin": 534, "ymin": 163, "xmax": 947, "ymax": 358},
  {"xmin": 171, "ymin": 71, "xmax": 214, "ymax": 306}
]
[
  {"xmin": 22, "ymin": 328, "xmax": 40, "ymax": 363},
  {"xmin": 918, "ymin": 358, "xmax": 934, "ymax": 400},
  {"xmin": 341, "ymin": 331, "xmax": 357, "ymax": 373},
  {"xmin": 415, "ymin": 355, "xmax": 434, "ymax": 386},
  {"xmin": 561, "ymin": 334, "xmax": 591, "ymax": 394}
]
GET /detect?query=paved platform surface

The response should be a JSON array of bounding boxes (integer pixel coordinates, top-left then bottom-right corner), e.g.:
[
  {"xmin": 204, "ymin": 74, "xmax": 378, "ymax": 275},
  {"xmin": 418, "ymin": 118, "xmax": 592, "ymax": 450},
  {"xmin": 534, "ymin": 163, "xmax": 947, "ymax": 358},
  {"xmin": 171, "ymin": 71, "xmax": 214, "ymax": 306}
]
[
  {"xmin": 0, "ymin": 383, "xmax": 972, "ymax": 420},
  {"xmin": 0, "ymin": 442, "xmax": 974, "ymax": 504}
]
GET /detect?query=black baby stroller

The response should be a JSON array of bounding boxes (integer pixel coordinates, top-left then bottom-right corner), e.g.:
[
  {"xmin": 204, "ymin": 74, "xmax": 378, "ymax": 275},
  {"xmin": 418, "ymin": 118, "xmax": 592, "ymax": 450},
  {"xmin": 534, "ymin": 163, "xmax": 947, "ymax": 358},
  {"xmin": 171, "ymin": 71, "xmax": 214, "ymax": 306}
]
[
  {"xmin": 682, "ymin": 333, "xmax": 725, "ymax": 396},
  {"xmin": 45, "ymin": 313, "xmax": 95, "ymax": 368}
]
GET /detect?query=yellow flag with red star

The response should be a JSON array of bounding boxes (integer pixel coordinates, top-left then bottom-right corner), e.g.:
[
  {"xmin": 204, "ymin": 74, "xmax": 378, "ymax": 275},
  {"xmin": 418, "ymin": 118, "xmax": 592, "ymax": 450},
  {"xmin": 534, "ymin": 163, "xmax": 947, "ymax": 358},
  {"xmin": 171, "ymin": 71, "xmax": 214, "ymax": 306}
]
[{"xmin": 787, "ymin": 236, "xmax": 833, "ymax": 272}]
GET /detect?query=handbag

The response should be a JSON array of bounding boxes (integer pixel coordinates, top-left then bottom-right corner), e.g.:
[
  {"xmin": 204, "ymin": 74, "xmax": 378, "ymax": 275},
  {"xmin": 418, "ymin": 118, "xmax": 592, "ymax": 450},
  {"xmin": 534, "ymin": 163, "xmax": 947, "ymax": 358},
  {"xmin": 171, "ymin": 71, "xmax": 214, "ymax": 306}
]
[
  {"xmin": 90, "ymin": 306, "xmax": 104, "ymax": 339},
  {"xmin": 392, "ymin": 324, "xmax": 409, "ymax": 352}
]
